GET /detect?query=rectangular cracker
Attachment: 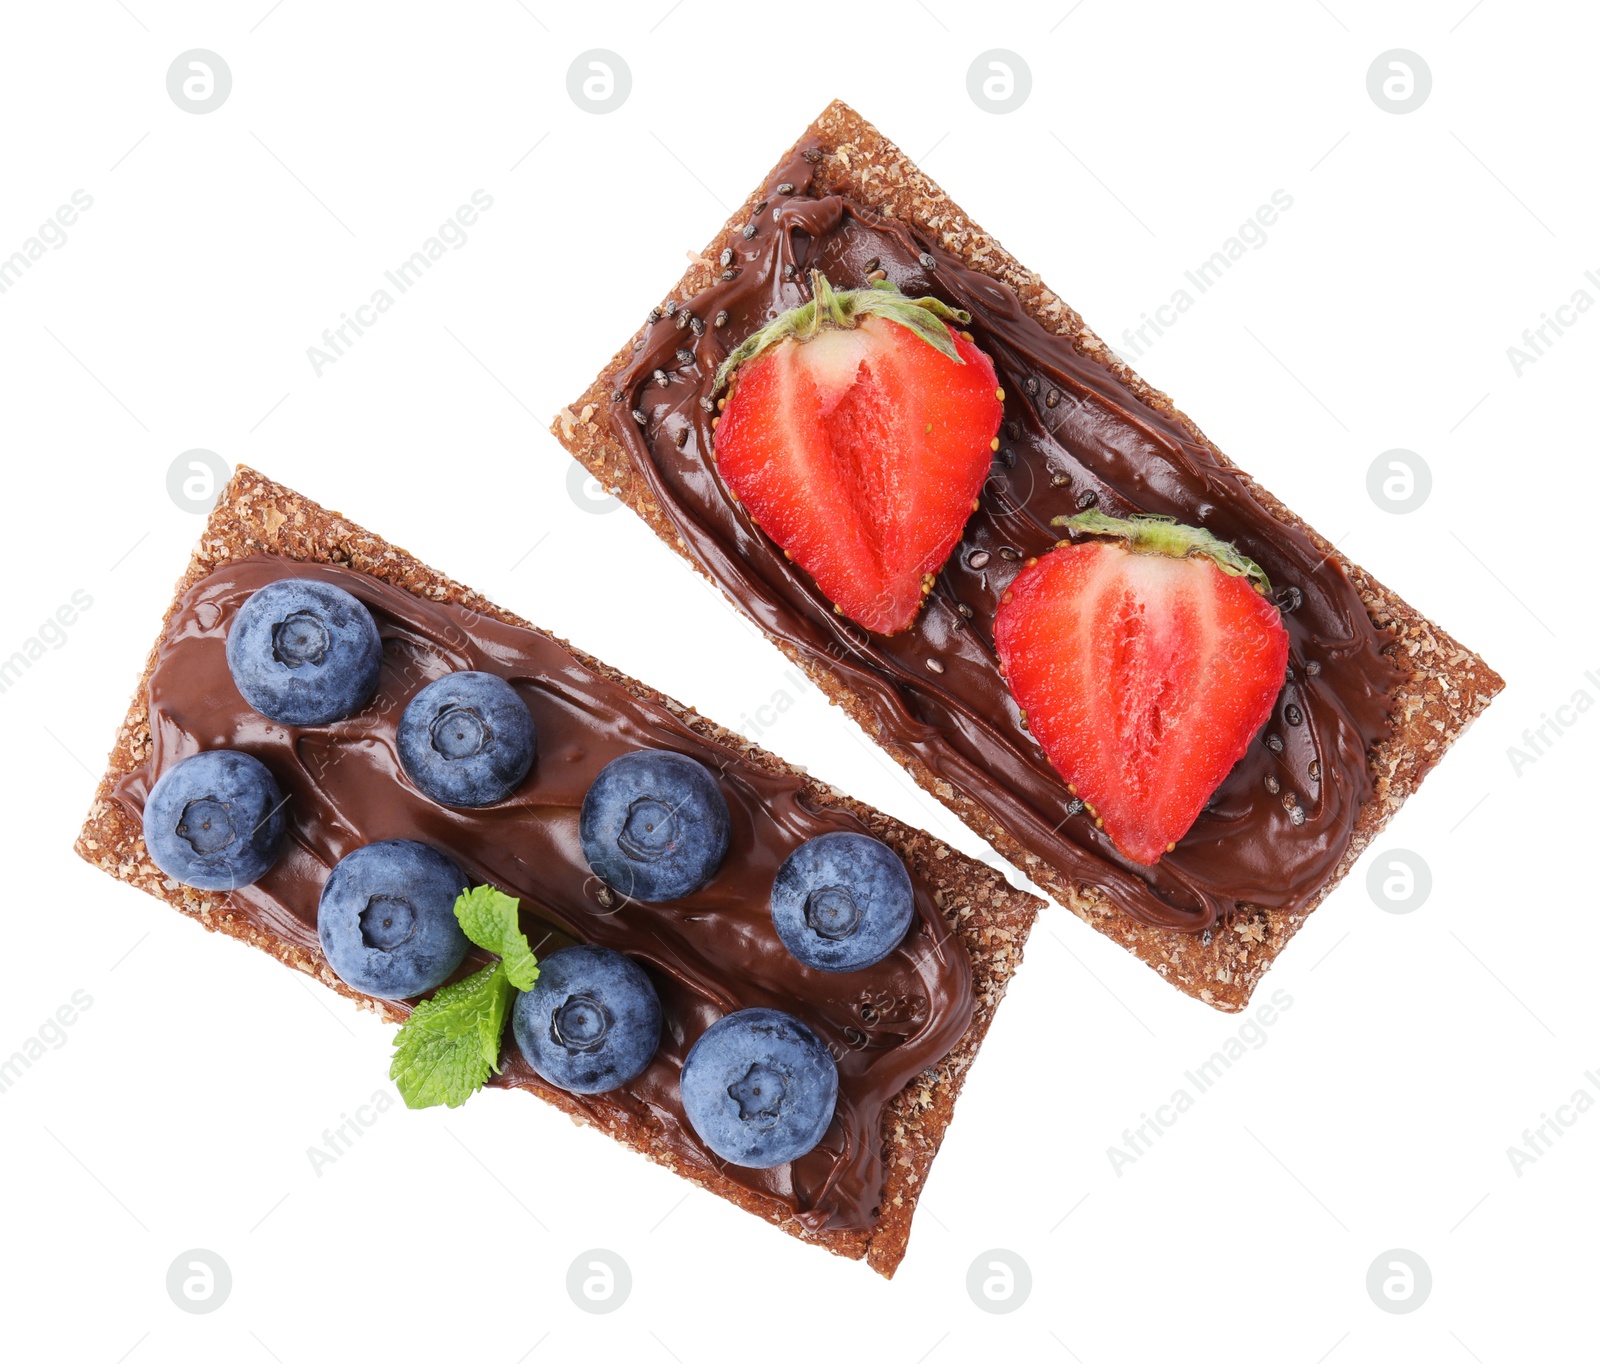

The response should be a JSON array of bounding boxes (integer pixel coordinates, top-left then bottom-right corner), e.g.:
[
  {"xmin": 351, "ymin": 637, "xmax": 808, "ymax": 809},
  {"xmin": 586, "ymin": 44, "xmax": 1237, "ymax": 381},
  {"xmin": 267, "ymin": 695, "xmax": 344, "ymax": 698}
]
[
  {"xmin": 73, "ymin": 465, "xmax": 1043, "ymax": 1277},
  {"xmin": 553, "ymin": 100, "xmax": 1503, "ymax": 1011}
]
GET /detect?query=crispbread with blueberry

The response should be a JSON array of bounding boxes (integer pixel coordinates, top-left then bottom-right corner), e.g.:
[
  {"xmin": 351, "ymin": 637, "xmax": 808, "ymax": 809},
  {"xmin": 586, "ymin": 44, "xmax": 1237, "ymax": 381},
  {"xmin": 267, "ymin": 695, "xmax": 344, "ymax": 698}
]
[{"xmin": 74, "ymin": 466, "xmax": 1042, "ymax": 1277}]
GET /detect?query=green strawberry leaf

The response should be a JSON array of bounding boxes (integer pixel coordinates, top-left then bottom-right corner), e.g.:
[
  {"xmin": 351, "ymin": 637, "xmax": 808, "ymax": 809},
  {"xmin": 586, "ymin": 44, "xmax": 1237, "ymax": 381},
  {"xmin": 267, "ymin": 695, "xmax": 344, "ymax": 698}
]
[
  {"xmin": 714, "ymin": 270, "xmax": 972, "ymax": 392},
  {"xmin": 1052, "ymin": 510, "xmax": 1276, "ymax": 597},
  {"xmin": 454, "ymin": 885, "xmax": 540, "ymax": 990}
]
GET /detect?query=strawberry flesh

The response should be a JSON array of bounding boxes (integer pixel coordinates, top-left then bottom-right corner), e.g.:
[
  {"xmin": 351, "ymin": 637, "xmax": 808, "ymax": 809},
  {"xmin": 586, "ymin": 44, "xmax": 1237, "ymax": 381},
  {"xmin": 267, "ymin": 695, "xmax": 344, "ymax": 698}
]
[
  {"xmin": 714, "ymin": 314, "xmax": 1001, "ymax": 635},
  {"xmin": 994, "ymin": 541, "xmax": 1289, "ymax": 865}
]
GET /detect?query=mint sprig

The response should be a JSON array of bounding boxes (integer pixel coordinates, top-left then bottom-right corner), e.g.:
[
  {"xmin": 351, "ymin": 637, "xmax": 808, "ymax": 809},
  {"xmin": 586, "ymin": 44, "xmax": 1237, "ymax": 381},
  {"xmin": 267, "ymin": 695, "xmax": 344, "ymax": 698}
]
[{"xmin": 389, "ymin": 886, "xmax": 540, "ymax": 1110}]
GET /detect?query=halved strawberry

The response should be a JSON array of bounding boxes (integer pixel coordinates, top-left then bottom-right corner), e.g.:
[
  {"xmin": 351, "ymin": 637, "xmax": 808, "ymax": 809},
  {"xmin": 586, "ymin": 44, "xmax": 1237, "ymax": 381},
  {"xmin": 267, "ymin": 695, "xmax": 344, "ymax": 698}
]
[
  {"xmin": 711, "ymin": 271, "xmax": 1002, "ymax": 635},
  {"xmin": 993, "ymin": 511, "xmax": 1290, "ymax": 866}
]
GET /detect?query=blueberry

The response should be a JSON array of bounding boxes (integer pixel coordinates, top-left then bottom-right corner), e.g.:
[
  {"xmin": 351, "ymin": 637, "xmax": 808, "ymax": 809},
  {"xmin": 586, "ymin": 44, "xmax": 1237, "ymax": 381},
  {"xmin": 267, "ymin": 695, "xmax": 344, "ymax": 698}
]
[
  {"xmin": 512, "ymin": 945, "xmax": 663, "ymax": 1094},
  {"xmin": 317, "ymin": 840, "xmax": 469, "ymax": 999},
  {"xmin": 398, "ymin": 671, "xmax": 536, "ymax": 808},
  {"xmin": 226, "ymin": 578, "xmax": 382, "ymax": 725},
  {"xmin": 142, "ymin": 749, "xmax": 287, "ymax": 891},
  {"xmin": 680, "ymin": 1009, "xmax": 838, "ymax": 1168},
  {"xmin": 770, "ymin": 832, "xmax": 914, "ymax": 972},
  {"xmin": 579, "ymin": 751, "xmax": 730, "ymax": 902}
]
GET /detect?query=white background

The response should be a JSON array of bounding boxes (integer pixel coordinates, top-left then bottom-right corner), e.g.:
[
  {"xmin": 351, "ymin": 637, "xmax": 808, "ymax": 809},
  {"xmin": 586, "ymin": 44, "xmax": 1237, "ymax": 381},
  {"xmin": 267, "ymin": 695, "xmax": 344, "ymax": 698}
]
[{"xmin": 1, "ymin": 2, "xmax": 1595, "ymax": 1360}]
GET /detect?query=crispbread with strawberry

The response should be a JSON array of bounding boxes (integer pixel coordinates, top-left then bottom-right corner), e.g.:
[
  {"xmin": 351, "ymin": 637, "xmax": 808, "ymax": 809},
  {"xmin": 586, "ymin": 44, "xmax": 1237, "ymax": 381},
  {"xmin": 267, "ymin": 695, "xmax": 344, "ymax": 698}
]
[{"xmin": 554, "ymin": 100, "xmax": 1503, "ymax": 1010}]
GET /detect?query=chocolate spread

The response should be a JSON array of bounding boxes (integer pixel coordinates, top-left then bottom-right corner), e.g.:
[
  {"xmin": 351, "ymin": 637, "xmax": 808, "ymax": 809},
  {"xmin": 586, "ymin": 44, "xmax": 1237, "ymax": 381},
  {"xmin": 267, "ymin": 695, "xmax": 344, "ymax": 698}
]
[
  {"xmin": 606, "ymin": 150, "xmax": 1403, "ymax": 934},
  {"xmin": 111, "ymin": 557, "xmax": 974, "ymax": 1232}
]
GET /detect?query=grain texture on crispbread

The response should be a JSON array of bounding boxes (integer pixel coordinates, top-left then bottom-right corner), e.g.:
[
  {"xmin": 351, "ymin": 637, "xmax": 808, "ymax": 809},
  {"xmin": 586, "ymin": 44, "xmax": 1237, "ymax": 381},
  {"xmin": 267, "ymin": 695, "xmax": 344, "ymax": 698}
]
[
  {"xmin": 73, "ymin": 466, "xmax": 1042, "ymax": 1278},
  {"xmin": 553, "ymin": 100, "xmax": 1503, "ymax": 1011}
]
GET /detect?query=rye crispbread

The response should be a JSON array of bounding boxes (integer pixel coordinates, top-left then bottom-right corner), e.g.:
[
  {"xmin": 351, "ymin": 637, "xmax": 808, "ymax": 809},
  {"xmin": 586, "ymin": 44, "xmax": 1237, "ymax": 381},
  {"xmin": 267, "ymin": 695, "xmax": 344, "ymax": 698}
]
[
  {"xmin": 553, "ymin": 100, "xmax": 1503, "ymax": 1011},
  {"xmin": 73, "ymin": 467, "xmax": 1043, "ymax": 1277}
]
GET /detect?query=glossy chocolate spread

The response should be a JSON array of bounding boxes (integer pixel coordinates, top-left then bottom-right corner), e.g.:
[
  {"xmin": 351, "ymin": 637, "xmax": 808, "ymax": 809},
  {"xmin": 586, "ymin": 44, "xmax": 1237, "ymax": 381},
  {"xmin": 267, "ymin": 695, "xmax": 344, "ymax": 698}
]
[
  {"xmin": 111, "ymin": 557, "xmax": 974, "ymax": 1232},
  {"xmin": 605, "ymin": 149, "xmax": 1403, "ymax": 933}
]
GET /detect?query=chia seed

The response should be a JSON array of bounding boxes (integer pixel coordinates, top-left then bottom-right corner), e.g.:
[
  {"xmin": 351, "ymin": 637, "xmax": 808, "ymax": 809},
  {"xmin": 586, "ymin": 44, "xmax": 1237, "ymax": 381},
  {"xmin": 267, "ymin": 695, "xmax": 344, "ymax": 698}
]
[
  {"xmin": 925, "ymin": 658, "xmax": 945, "ymax": 674},
  {"xmin": 919, "ymin": 252, "xmax": 936, "ymax": 268},
  {"xmin": 776, "ymin": 182, "xmax": 794, "ymax": 194},
  {"xmin": 967, "ymin": 551, "xmax": 991, "ymax": 569},
  {"xmin": 1265, "ymin": 733, "xmax": 1284, "ymax": 753},
  {"xmin": 714, "ymin": 310, "xmax": 729, "ymax": 328},
  {"xmin": 1024, "ymin": 377, "xmax": 1040, "ymax": 396},
  {"xmin": 1305, "ymin": 660, "xmax": 1321, "ymax": 676},
  {"xmin": 742, "ymin": 222, "xmax": 757, "ymax": 239},
  {"xmin": 719, "ymin": 247, "xmax": 734, "ymax": 267},
  {"xmin": 1076, "ymin": 490, "xmax": 1099, "ymax": 510},
  {"xmin": 1285, "ymin": 704, "xmax": 1304, "ymax": 726},
  {"xmin": 1046, "ymin": 389, "xmax": 1060, "ymax": 408},
  {"xmin": 632, "ymin": 409, "xmax": 647, "ymax": 426}
]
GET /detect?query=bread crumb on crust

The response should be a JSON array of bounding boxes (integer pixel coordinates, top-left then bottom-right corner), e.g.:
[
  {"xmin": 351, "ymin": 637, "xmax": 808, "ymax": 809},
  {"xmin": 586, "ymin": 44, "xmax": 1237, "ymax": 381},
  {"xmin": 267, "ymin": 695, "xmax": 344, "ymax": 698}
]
[
  {"xmin": 551, "ymin": 100, "xmax": 1504, "ymax": 1012},
  {"xmin": 73, "ymin": 465, "xmax": 1043, "ymax": 1279}
]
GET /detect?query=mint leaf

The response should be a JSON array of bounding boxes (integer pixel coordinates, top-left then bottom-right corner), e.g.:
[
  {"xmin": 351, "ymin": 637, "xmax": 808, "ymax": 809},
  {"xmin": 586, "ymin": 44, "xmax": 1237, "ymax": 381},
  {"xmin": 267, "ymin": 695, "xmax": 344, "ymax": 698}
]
[
  {"xmin": 410, "ymin": 960, "xmax": 514, "ymax": 1070},
  {"xmin": 454, "ymin": 885, "xmax": 541, "ymax": 991},
  {"xmin": 389, "ymin": 962, "xmax": 514, "ymax": 1109},
  {"xmin": 388, "ymin": 885, "xmax": 545, "ymax": 1109}
]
